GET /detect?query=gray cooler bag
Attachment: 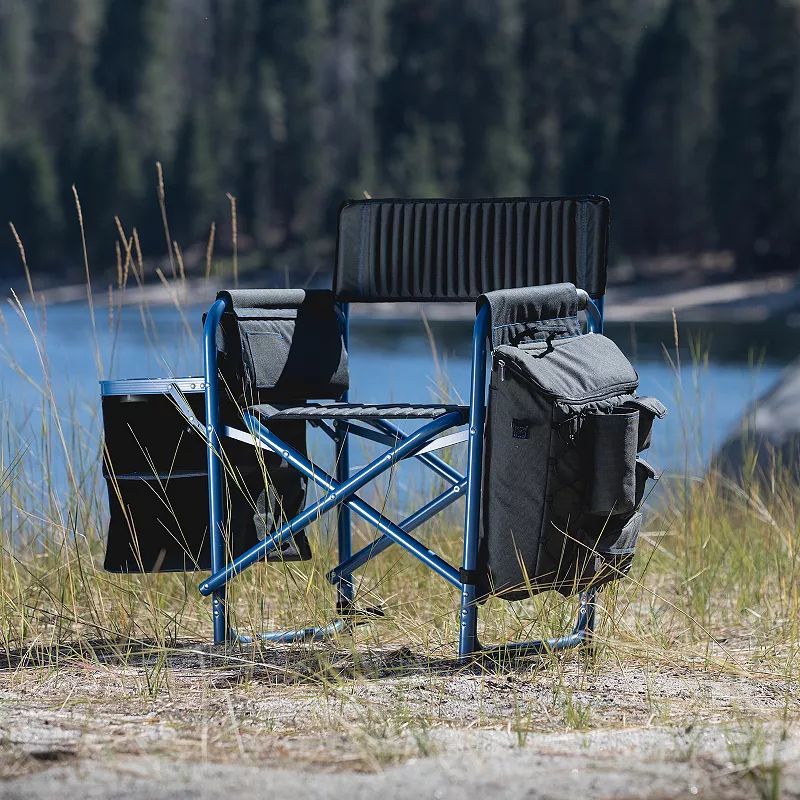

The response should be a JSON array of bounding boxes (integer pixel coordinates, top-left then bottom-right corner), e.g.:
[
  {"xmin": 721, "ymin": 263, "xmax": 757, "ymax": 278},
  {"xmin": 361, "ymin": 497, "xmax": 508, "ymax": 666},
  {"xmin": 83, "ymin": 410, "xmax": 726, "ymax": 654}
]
[{"xmin": 477, "ymin": 284, "xmax": 666, "ymax": 600}]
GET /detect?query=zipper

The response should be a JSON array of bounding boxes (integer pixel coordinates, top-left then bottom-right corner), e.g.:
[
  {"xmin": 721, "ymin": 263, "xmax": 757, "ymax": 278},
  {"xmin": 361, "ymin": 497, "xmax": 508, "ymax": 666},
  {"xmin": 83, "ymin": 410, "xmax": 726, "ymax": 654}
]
[{"xmin": 494, "ymin": 352, "xmax": 638, "ymax": 404}]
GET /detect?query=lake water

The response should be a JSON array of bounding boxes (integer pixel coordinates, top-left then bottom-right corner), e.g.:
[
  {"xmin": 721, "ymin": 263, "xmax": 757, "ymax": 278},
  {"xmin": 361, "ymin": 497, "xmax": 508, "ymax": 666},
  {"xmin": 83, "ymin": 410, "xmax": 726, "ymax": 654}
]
[{"xmin": 0, "ymin": 301, "xmax": 795, "ymax": 494}]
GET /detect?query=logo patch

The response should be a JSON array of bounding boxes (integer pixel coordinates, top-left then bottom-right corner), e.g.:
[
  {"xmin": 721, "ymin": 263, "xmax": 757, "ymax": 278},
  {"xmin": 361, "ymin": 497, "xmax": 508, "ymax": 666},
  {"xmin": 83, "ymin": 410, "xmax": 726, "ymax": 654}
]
[{"xmin": 512, "ymin": 421, "xmax": 529, "ymax": 440}]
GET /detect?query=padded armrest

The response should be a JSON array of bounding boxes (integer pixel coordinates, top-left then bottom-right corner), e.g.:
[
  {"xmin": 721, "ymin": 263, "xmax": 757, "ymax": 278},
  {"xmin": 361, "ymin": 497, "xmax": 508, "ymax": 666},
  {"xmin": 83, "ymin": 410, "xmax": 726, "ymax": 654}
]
[
  {"xmin": 477, "ymin": 283, "xmax": 580, "ymax": 347},
  {"xmin": 218, "ymin": 288, "xmax": 331, "ymax": 311}
]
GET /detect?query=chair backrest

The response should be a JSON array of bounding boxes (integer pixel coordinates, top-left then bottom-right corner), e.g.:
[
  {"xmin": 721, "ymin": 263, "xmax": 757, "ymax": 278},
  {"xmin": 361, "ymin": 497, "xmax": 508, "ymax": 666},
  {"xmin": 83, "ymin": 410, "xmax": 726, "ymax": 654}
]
[{"xmin": 334, "ymin": 197, "xmax": 610, "ymax": 303}]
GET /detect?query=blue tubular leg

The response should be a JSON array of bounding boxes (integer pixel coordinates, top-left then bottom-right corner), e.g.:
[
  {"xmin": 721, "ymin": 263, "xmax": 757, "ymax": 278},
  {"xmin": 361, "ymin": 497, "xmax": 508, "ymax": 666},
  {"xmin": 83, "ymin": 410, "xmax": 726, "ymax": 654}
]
[
  {"xmin": 327, "ymin": 478, "xmax": 467, "ymax": 581},
  {"xmin": 335, "ymin": 421, "xmax": 353, "ymax": 608},
  {"xmin": 199, "ymin": 410, "xmax": 464, "ymax": 596},
  {"xmin": 335, "ymin": 304, "xmax": 353, "ymax": 610},
  {"xmin": 581, "ymin": 296, "xmax": 603, "ymax": 638},
  {"xmin": 585, "ymin": 591, "xmax": 596, "ymax": 637},
  {"xmin": 204, "ymin": 296, "xmax": 231, "ymax": 644},
  {"xmin": 458, "ymin": 302, "xmax": 491, "ymax": 661}
]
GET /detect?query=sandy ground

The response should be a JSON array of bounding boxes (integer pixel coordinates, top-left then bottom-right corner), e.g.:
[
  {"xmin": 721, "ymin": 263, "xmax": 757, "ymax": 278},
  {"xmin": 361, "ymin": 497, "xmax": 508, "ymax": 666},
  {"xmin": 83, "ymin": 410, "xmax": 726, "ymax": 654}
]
[
  {"xmin": 0, "ymin": 643, "xmax": 798, "ymax": 799},
  {"xmin": 5, "ymin": 726, "xmax": 800, "ymax": 800}
]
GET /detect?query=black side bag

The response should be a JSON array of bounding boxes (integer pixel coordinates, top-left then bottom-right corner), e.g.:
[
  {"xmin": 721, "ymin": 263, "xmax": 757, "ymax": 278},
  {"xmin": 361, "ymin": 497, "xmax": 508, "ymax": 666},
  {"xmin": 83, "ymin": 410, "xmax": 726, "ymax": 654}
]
[
  {"xmin": 102, "ymin": 384, "xmax": 311, "ymax": 573},
  {"xmin": 476, "ymin": 285, "xmax": 666, "ymax": 600}
]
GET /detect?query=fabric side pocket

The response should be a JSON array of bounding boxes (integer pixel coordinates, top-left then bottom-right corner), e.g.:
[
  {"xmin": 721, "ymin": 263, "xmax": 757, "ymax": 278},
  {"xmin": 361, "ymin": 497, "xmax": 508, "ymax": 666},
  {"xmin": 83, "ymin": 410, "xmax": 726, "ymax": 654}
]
[
  {"xmin": 582, "ymin": 407, "xmax": 639, "ymax": 516},
  {"xmin": 622, "ymin": 396, "xmax": 668, "ymax": 452}
]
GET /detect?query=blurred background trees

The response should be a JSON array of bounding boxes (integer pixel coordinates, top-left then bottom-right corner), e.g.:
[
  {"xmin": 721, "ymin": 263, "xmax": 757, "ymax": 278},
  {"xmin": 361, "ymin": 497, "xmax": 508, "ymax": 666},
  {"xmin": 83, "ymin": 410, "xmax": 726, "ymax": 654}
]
[{"xmin": 1, "ymin": 0, "xmax": 799, "ymax": 276}]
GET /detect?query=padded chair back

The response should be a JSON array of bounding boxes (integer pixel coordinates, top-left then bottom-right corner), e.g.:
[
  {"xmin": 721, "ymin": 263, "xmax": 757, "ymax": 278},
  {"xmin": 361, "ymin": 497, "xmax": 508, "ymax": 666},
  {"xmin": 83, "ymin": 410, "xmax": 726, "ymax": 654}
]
[{"xmin": 334, "ymin": 197, "xmax": 610, "ymax": 302}]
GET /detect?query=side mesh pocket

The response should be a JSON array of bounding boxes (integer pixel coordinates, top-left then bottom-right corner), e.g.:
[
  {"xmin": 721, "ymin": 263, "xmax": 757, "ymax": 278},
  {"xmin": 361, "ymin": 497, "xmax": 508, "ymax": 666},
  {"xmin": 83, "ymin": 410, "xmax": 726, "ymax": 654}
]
[
  {"xmin": 218, "ymin": 301, "xmax": 349, "ymax": 401},
  {"xmin": 582, "ymin": 407, "xmax": 638, "ymax": 516},
  {"xmin": 623, "ymin": 396, "xmax": 668, "ymax": 451},
  {"xmin": 635, "ymin": 457, "xmax": 657, "ymax": 509},
  {"xmin": 240, "ymin": 316, "xmax": 294, "ymax": 391}
]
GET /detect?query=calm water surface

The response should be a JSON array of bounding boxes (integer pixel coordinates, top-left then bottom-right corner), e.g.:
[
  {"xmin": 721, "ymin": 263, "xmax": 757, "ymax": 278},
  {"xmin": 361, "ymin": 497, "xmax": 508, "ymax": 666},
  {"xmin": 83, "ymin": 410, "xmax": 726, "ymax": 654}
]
[{"xmin": 0, "ymin": 302, "xmax": 796, "ymax": 488}]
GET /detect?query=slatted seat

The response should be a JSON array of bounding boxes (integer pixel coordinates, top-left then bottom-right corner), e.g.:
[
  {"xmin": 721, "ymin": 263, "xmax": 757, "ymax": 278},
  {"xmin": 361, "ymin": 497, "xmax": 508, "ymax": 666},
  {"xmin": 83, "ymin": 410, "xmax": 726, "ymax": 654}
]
[{"xmin": 247, "ymin": 402, "xmax": 468, "ymax": 421}]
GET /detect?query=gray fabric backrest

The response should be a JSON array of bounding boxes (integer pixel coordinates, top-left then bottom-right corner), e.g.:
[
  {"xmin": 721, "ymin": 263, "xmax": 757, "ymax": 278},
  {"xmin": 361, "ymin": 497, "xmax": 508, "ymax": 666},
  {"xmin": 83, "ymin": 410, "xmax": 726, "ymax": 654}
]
[{"xmin": 334, "ymin": 197, "xmax": 610, "ymax": 303}]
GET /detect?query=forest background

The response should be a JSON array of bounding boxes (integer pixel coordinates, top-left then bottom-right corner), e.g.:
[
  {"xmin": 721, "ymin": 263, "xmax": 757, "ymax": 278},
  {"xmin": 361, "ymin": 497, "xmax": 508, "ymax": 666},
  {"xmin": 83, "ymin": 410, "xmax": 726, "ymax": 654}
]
[{"xmin": 0, "ymin": 0, "xmax": 796, "ymax": 282}]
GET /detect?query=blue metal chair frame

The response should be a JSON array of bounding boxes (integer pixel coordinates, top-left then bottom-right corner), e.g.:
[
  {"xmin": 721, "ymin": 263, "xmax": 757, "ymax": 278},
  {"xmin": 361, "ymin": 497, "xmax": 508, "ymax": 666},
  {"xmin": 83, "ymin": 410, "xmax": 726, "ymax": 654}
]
[{"xmin": 197, "ymin": 292, "xmax": 604, "ymax": 660}]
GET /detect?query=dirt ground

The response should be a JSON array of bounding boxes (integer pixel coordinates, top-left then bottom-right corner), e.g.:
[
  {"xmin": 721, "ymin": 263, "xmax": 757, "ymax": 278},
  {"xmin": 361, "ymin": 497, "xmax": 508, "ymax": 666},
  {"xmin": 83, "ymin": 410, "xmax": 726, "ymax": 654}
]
[{"xmin": 0, "ymin": 642, "xmax": 798, "ymax": 799}]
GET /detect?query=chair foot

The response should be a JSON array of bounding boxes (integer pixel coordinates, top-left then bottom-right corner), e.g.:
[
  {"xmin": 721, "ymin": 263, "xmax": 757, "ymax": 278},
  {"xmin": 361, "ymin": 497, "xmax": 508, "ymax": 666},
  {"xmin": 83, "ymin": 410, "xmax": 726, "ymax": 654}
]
[
  {"xmin": 229, "ymin": 618, "xmax": 352, "ymax": 645},
  {"xmin": 460, "ymin": 590, "xmax": 597, "ymax": 665},
  {"xmin": 475, "ymin": 630, "xmax": 589, "ymax": 664},
  {"xmin": 228, "ymin": 605, "xmax": 384, "ymax": 645}
]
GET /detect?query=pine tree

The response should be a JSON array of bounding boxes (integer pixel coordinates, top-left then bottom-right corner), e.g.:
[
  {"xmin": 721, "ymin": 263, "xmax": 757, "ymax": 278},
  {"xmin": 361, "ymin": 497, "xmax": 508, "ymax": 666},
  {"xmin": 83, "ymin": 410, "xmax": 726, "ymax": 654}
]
[
  {"xmin": 519, "ymin": 0, "xmax": 578, "ymax": 195},
  {"xmin": 170, "ymin": 106, "xmax": 221, "ymax": 244},
  {"xmin": 138, "ymin": 0, "xmax": 181, "ymax": 159},
  {"xmin": 328, "ymin": 0, "xmax": 390, "ymax": 201},
  {"xmin": 33, "ymin": 0, "xmax": 104, "ymax": 178},
  {"xmin": 378, "ymin": 0, "xmax": 460, "ymax": 196},
  {"xmin": 205, "ymin": 0, "xmax": 263, "ymax": 250},
  {"xmin": 0, "ymin": 0, "xmax": 35, "ymax": 151},
  {"xmin": 473, "ymin": 0, "xmax": 529, "ymax": 196},
  {"xmin": 254, "ymin": 0, "xmax": 332, "ymax": 243},
  {"xmin": 380, "ymin": 0, "xmax": 508, "ymax": 197},
  {"xmin": 96, "ymin": 0, "xmax": 179, "ymax": 158},
  {"xmin": 0, "ymin": 134, "xmax": 63, "ymax": 264},
  {"xmin": 75, "ymin": 108, "xmax": 146, "ymax": 250},
  {"xmin": 713, "ymin": 0, "xmax": 800, "ymax": 271},
  {"xmin": 239, "ymin": 57, "xmax": 283, "ymax": 248},
  {"xmin": 613, "ymin": 0, "xmax": 717, "ymax": 254},
  {"xmin": 775, "ymin": 30, "xmax": 800, "ymax": 263},
  {"xmin": 93, "ymin": 0, "xmax": 180, "ymax": 254},
  {"xmin": 562, "ymin": 0, "xmax": 645, "ymax": 194}
]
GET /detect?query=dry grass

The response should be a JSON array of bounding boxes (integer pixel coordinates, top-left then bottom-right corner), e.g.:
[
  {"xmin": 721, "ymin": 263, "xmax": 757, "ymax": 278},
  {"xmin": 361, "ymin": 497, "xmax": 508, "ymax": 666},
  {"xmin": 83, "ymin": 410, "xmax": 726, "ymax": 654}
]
[{"xmin": 0, "ymin": 188, "xmax": 797, "ymax": 790}]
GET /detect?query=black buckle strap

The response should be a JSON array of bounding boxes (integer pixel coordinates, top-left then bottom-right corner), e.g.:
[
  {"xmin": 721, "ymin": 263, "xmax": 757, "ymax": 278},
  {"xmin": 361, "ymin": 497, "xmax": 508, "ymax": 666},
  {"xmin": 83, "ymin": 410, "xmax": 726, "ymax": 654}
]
[{"xmin": 460, "ymin": 567, "xmax": 479, "ymax": 585}]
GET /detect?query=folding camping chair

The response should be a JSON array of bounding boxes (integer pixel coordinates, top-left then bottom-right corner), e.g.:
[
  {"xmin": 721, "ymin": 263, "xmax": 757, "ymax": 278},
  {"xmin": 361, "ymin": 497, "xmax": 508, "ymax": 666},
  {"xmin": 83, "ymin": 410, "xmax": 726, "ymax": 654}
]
[
  {"xmin": 101, "ymin": 196, "xmax": 613, "ymax": 660},
  {"xmin": 191, "ymin": 197, "xmax": 610, "ymax": 660}
]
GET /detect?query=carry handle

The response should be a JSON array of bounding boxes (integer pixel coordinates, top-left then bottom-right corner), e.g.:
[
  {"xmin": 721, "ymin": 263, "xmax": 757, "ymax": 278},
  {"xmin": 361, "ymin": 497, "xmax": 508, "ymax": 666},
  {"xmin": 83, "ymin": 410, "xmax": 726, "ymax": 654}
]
[{"xmin": 508, "ymin": 324, "xmax": 571, "ymax": 348}]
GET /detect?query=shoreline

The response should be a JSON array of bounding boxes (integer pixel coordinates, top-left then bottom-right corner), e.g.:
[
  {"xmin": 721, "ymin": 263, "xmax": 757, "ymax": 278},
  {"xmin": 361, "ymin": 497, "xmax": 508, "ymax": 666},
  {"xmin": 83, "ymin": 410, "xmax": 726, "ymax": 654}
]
[{"xmin": 21, "ymin": 271, "xmax": 800, "ymax": 324}]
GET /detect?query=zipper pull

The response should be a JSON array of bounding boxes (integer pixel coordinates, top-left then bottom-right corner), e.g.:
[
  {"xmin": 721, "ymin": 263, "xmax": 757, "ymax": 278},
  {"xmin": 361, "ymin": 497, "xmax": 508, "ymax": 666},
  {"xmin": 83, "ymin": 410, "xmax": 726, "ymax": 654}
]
[
  {"xmin": 594, "ymin": 554, "xmax": 604, "ymax": 572},
  {"xmin": 498, "ymin": 359, "xmax": 506, "ymax": 381}
]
